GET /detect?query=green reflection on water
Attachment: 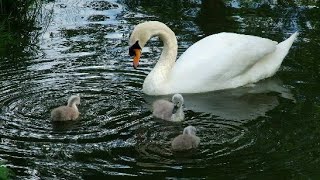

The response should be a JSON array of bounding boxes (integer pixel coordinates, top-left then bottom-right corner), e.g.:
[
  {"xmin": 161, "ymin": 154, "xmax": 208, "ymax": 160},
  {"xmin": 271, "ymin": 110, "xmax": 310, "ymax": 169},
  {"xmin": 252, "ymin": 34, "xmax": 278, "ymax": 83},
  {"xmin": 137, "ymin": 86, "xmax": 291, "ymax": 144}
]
[{"xmin": 0, "ymin": 0, "xmax": 45, "ymax": 57}]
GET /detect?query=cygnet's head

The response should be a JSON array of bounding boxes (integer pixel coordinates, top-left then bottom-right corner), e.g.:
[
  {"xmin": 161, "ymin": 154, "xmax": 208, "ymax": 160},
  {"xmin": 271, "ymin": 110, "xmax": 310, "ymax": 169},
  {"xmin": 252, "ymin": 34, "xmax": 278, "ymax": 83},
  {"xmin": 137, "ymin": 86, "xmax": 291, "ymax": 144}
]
[
  {"xmin": 68, "ymin": 94, "xmax": 80, "ymax": 106},
  {"xmin": 172, "ymin": 94, "xmax": 184, "ymax": 108},
  {"xmin": 183, "ymin": 126, "xmax": 197, "ymax": 136}
]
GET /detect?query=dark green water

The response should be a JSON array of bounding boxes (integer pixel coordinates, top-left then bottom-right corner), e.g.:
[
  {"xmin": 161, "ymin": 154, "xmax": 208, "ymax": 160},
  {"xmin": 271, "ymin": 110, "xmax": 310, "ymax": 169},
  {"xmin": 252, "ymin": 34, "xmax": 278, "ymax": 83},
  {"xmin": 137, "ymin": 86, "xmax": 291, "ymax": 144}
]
[{"xmin": 0, "ymin": 0, "xmax": 320, "ymax": 179}]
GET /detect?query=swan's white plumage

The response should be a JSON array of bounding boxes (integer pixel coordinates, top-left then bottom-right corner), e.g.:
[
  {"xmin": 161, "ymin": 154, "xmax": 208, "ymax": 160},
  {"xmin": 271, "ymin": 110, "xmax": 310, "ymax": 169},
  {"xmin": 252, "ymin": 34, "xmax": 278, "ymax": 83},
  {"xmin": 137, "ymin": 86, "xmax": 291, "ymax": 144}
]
[
  {"xmin": 129, "ymin": 21, "xmax": 298, "ymax": 95},
  {"xmin": 171, "ymin": 33, "xmax": 277, "ymax": 93}
]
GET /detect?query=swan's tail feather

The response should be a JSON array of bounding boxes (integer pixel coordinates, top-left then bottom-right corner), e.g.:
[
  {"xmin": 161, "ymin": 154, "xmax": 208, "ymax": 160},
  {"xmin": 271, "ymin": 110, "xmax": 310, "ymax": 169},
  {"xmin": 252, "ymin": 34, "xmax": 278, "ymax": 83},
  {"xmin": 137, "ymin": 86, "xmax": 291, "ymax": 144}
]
[
  {"xmin": 246, "ymin": 32, "xmax": 298, "ymax": 80},
  {"xmin": 262, "ymin": 32, "xmax": 298, "ymax": 77},
  {"xmin": 277, "ymin": 31, "xmax": 298, "ymax": 52},
  {"xmin": 271, "ymin": 31, "xmax": 298, "ymax": 66}
]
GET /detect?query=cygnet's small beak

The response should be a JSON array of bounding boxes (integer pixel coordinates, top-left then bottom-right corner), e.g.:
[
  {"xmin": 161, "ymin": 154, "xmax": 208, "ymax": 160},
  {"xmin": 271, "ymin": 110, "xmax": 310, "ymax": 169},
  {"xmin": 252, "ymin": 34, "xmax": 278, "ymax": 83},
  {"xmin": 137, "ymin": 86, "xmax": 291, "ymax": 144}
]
[
  {"xmin": 133, "ymin": 49, "xmax": 141, "ymax": 69},
  {"xmin": 172, "ymin": 105, "xmax": 178, "ymax": 114}
]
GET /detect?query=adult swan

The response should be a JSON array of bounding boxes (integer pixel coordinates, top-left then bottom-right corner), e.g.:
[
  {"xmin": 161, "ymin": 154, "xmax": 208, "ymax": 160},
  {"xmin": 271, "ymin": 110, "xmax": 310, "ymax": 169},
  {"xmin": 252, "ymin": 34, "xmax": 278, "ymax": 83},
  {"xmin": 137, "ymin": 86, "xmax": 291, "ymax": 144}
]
[{"xmin": 129, "ymin": 21, "xmax": 298, "ymax": 95}]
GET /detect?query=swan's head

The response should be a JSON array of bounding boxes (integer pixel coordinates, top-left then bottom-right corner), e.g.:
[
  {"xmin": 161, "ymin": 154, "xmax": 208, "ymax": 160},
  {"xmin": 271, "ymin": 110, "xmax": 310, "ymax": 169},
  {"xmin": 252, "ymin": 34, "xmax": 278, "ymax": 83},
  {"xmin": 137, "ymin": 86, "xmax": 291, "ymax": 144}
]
[
  {"xmin": 172, "ymin": 94, "xmax": 184, "ymax": 108},
  {"xmin": 129, "ymin": 21, "xmax": 166, "ymax": 69},
  {"xmin": 183, "ymin": 126, "xmax": 197, "ymax": 136},
  {"xmin": 68, "ymin": 94, "xmax": 80, "ymax": 106},
  {"xmin": 129, "ymin": 23, "xmax": 151, "ymax": 69}
]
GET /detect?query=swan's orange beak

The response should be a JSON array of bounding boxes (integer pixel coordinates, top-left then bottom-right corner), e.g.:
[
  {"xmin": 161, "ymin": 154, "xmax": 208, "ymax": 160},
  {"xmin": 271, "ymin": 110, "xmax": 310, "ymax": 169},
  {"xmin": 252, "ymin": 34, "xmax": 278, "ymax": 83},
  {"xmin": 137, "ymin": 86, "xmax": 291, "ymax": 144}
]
[{"xmin": 133, "ymin": 49, "xmax": 141, "ymax": 69}]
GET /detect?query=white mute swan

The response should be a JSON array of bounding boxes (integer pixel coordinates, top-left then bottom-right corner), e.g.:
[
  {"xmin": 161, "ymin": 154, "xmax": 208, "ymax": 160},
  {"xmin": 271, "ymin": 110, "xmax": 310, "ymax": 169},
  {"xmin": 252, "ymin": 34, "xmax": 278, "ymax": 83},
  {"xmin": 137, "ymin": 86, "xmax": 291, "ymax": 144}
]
[
  {"xmin": 51, "ymin": 95, "xmax": 80, "ymax": 121},
  {"xmin": 129, "ymin": 21, "xmax": 298, "ymax": 95},
  {"xmin": 152, "ymin": 93, "xmax": 184, "ymax": 121},
  {"xmin": 171, "ymin": 125, "xmax": 200, "ymax": 151}
]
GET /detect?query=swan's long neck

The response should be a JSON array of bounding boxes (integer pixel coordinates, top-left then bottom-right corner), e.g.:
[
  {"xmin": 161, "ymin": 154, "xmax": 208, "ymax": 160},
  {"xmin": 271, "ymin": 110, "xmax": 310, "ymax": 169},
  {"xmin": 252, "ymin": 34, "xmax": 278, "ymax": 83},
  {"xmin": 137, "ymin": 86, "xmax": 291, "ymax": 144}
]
[
  {"xmin": 156, "ymin": 29, "xmax": 178, "ymax": 69},
  {"xmin": 70, "ymin": 104, "xmax": 78, "ymax": 112},
  {"xmin": 143, "ymin": 24, "xmax": 178, "ymax": 95},
  {"xmin": 67, "ymin": 97, "xmax": 78, "ymax": 108}
]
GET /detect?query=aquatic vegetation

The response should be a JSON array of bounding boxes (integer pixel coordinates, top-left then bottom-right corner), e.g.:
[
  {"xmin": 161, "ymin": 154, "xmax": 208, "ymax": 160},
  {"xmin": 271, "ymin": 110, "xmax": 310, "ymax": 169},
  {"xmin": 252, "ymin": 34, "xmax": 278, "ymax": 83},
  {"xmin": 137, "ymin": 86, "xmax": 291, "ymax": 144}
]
[
  {"xmin": 0, "ymin": 162, "xmax": 13, "ymax": 180},
  {"xmin": 0, "ymin": 0, "xmax": 43, "ymax": 56}
]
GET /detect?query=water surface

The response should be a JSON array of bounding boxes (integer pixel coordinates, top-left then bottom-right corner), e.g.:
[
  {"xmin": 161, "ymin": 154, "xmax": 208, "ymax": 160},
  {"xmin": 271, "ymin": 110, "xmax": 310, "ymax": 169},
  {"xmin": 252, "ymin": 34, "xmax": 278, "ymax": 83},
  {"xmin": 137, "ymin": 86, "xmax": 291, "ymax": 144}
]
[{"xmin": 0, "ymin": 0, "xmax": 320, "ymax": 178}]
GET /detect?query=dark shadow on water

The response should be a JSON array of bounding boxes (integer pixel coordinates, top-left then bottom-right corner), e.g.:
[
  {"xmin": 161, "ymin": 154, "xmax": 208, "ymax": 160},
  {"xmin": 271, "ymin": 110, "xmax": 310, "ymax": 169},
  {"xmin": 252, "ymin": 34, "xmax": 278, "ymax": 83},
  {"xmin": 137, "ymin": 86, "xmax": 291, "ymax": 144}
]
[
  {"xmin": 51, "ymin": 120, "xmax": 81, "ymax": 132},
  {"xmin": 152, "ymin": 116, "xmax": 184, "ymax": 125},
  {"xmin": 195, "ymin": 0, "xmax": 236, "ymax": 34},
  {"xmin": 171, "ymin": 148, "xmax": 199, "ymax": 159}
]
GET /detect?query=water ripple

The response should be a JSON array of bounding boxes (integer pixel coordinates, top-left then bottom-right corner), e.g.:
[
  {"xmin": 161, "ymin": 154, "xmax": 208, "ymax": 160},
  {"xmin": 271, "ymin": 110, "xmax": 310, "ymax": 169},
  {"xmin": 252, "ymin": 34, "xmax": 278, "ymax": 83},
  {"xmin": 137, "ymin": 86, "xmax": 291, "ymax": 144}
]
[{"xmin": 0, "ymin": 0, "xmax": 313, "ymax": 179}]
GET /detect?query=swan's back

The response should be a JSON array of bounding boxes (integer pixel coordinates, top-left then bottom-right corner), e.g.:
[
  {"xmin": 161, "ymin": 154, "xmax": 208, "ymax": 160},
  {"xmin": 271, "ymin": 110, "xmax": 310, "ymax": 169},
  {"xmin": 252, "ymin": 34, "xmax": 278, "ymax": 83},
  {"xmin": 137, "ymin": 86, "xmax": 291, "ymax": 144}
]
[
  {"xmin": 171, "ymin": 134, "xmax": 200, "ymax": 151},
  {"xmin": 169, "ymin": 32, "xmax": 281, "ymax": 93},
  {"xmin": 51, "ymin": 106, "xmax": 79, "ymax": 121},
  {"xmin": 152, "ymin": 99, "xmax": 174, "ymax": 120}
]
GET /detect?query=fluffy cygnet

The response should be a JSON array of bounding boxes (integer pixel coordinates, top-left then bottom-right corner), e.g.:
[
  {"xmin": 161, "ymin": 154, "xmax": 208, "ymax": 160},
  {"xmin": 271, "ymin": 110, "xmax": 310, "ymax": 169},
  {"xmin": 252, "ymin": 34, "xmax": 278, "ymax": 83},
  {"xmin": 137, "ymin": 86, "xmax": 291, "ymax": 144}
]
[
  {"xmin": 152, "ymin": 94, "xmax": 185, "ymax": 122},
  {"xmin": 51, "ymin": 95, "xmax": 80, "ymax": 121},
  {"xmin": 171, "ymin": 126, "xmax": 200, "ymax": 151}
]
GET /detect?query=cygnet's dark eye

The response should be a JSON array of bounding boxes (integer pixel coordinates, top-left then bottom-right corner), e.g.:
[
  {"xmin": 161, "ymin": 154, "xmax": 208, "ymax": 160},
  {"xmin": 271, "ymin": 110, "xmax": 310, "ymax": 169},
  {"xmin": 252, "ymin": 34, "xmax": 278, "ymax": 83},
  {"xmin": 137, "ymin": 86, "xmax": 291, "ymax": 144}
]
[{"xmin": 129, "ymin": 41, "xmax": 141, "ymax": 56}]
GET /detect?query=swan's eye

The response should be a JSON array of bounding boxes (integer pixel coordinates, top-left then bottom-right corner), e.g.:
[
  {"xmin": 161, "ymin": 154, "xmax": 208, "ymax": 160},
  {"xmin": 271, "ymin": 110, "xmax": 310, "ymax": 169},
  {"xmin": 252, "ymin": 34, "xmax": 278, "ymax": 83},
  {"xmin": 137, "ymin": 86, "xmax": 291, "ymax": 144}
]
[{"xmin": 129, "ymin": 41, "xmax": 141, "ymax": 56}]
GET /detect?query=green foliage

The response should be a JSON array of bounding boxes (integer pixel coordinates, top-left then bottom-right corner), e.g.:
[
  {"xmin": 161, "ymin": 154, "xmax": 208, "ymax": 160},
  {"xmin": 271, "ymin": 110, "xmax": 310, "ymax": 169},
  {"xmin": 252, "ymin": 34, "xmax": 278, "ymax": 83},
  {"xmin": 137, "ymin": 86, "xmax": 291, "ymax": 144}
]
[
  {"xmin": 0, "ymin": 19, "xmax": 14, "ymax": 54},
  {"xmin": 0, "ymin": 164, "xmax": 13, "ymax": 180},
  {"xmin": 0, "ymin": 0, "xmax": 42, "ymax": 56}
]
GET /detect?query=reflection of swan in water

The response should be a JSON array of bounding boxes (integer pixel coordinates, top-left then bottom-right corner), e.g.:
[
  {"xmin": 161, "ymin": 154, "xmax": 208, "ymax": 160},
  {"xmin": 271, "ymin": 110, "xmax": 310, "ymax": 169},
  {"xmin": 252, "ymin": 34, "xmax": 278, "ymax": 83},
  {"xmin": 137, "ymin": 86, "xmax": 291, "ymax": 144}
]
[{"xmin": 144, "ymin": 77, "xmax": 294, "ymax": 121}]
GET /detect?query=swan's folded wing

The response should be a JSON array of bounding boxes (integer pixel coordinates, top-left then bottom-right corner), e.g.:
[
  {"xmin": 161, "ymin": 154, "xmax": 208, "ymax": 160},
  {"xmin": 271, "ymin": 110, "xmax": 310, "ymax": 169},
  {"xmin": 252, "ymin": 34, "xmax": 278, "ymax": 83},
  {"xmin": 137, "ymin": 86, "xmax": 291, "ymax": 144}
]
[{"xmin": 170, "ymin": 33, "xmax": 278, "ymax": 92}]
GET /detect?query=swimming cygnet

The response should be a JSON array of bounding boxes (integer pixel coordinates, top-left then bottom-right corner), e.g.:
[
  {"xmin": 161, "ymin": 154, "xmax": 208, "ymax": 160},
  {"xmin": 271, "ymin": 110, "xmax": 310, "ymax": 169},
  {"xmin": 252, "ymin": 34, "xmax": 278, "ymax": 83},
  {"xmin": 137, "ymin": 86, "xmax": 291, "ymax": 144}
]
[
  {"xmin": 51, "ymin": 95, "xmax": 80, "ymax": 121},
  {"xmin": 171, "ymin": 126, "xmax": 200, "ymax": 151},
  {"xmin": 152, "ymin": 94, "xmax": 184, "ymax": 122}
]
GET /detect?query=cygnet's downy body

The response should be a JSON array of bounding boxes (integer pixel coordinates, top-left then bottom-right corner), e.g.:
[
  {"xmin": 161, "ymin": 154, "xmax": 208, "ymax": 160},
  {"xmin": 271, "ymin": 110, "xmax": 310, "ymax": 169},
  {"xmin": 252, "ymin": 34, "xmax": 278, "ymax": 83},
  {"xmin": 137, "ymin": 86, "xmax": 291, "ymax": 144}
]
[
  {"xmin": 152, "ymin": 94, "xmax": 184, "ymax": 122},
  {"xmin": 51, "ymin": 95, "xmax": 80, "ymax": 121},
  {"xmin": 171, "ymin": 126, "xmax": 200, "ymax": 151}
]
